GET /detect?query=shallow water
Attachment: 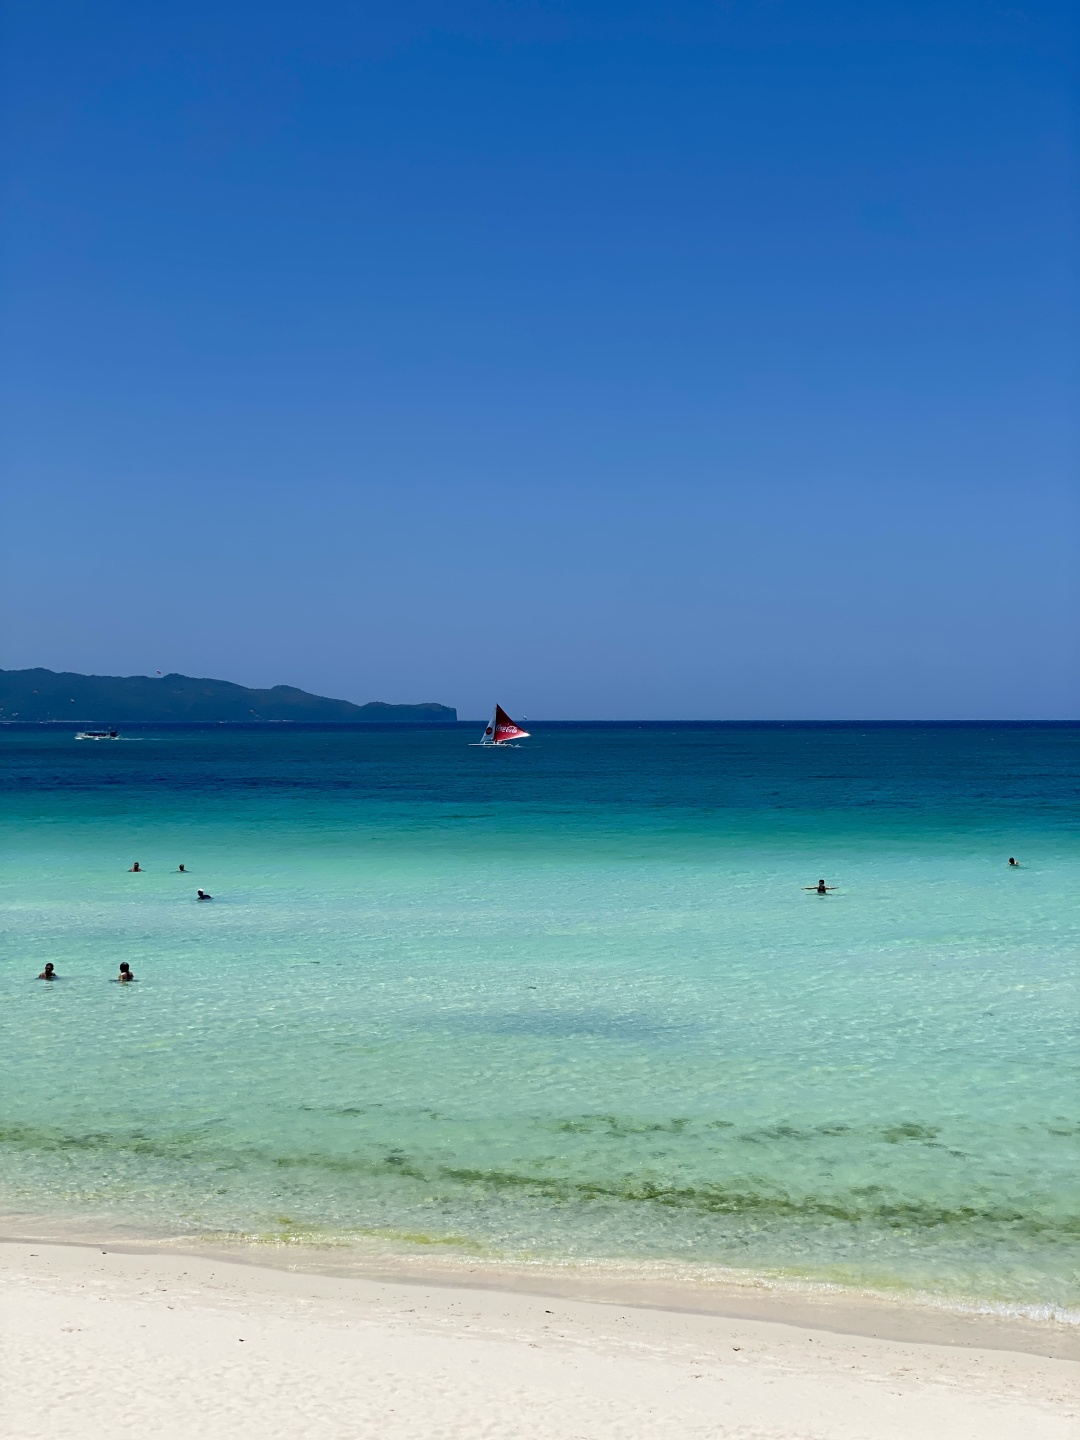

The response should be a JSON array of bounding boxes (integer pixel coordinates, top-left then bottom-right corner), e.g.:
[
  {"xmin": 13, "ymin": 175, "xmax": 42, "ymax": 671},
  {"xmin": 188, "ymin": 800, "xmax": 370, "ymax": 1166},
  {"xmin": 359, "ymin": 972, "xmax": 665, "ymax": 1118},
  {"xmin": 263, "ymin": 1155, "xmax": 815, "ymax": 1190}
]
[{"xmin": 1, "ymin": 723, "xmax": 1077, "ymax": 1315}]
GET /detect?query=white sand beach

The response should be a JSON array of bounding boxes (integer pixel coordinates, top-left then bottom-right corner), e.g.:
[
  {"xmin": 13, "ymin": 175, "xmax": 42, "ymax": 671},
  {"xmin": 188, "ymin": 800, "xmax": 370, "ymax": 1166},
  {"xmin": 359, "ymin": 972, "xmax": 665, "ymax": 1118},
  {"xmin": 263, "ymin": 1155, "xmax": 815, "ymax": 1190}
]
[{"xmin": 1, "ymin": 1241, "xmax": 1076, "ymax": 1439}]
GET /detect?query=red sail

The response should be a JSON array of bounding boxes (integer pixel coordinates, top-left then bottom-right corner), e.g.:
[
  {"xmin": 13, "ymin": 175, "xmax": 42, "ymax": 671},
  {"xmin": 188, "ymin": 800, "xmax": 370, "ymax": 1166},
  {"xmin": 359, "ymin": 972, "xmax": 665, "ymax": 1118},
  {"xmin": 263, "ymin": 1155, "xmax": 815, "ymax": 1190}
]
[{"xmin": 493, "ymin": 704, "xmax": 530, "ymax": 744}]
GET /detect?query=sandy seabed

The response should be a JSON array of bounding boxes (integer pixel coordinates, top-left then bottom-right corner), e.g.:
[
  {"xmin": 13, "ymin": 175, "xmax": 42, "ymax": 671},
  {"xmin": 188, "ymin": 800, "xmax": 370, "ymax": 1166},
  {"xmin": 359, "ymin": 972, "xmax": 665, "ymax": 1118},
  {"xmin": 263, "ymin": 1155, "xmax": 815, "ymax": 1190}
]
[{"xmin": 1, "ymin": 1240, "xmax": 1077, "ymax": 1439}]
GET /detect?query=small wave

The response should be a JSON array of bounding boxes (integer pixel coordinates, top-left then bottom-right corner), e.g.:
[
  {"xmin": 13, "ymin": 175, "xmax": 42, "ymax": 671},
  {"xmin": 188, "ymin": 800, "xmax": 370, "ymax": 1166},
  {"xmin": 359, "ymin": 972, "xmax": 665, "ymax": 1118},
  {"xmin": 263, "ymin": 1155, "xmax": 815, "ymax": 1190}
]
[{"xmin": 914, "ymin": 1293, "xmax": 1080, "ymax": 1326}]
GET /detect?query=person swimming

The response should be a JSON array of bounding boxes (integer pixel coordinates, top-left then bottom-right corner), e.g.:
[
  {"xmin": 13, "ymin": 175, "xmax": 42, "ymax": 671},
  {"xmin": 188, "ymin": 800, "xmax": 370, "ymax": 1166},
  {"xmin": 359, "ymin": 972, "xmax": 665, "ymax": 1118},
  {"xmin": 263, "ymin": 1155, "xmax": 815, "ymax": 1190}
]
[
  {"xmin": 197, "ymin": 890, "xmax": 212, "ymax": 901},
  {"xmin": 178, "ymin": 864, "xmax": 186, "ymax": 872},
  {"xmin": 117, "ymin": 962, "xmax": 135, "ymax": 982},
  {"xmin": 129, "ymin": 862, "xmax": 141, "ymax": 872},
  {"xmin": 38, "ymin": 963, "xmax": 56, "ymax": 980},
  {"xmin": 1008, "ymin": 857, "xmax": 1019, "ymax": 867},
  {"xmin": 803, "ymin": 879, "xmax": 837, "ymax": 894}
]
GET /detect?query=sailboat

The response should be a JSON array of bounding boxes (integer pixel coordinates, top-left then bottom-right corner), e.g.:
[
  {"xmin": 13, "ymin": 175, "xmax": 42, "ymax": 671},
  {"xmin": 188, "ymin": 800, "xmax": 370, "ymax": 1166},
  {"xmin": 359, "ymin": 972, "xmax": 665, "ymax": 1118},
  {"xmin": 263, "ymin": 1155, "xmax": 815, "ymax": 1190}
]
[{"xmin": 474, "ymin": 704, "xmax": 530, "ymax": 747}]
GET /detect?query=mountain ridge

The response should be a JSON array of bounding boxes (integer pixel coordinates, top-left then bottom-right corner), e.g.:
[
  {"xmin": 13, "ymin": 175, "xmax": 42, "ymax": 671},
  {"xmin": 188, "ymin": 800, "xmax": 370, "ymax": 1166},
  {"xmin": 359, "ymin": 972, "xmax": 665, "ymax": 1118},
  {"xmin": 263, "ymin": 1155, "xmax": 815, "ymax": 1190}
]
[{"xmin": 0, "ymin": 668, "xmax": 456, "ymax": 724}]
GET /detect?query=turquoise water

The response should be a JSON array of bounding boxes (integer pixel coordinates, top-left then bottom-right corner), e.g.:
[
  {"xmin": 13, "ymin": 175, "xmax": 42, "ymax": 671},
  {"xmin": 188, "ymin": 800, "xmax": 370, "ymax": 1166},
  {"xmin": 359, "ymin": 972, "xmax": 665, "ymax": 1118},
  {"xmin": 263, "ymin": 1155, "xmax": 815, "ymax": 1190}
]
[{"xmin": 1, "ymin": 724, "xmax": 1077, "ymax": 1314}]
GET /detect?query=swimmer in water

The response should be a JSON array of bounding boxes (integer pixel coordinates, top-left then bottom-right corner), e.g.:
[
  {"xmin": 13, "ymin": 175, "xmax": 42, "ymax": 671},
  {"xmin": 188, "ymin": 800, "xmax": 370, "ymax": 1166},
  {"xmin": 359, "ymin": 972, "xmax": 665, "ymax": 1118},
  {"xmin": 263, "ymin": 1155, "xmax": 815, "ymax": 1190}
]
[
  {"xmin": 197, "ymin": 890, "xmax": 212, "ymax": 901},
  {"xmin": 178, "ymin": 864, "xmax": 186, "ymax": 872},
  {"xmin": 117, "ymin": 963, "xmax": 135, "ymax": 982},
  {"xmin": 803, "ymin": 879, "xmax": 837, "ymax": 894},
  {"xmin": 129, "ymin": 862, "xmax": 141, "ymax": 872},
  {"xmin": 1008, "ymin": 857, "xmax": 1019, "ymax": 867},
  {"xmin": 38, "ymin": 963, "xmax": 56, "ymax": 980}
]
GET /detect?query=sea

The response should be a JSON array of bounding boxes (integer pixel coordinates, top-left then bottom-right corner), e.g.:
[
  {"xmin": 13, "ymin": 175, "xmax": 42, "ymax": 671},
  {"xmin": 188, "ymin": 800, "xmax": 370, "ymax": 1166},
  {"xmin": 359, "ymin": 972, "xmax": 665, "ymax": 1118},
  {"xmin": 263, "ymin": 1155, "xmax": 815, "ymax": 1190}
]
[{"xmin": 1, "ymin": 722, "xmax": 1077, "ymax": 1321}]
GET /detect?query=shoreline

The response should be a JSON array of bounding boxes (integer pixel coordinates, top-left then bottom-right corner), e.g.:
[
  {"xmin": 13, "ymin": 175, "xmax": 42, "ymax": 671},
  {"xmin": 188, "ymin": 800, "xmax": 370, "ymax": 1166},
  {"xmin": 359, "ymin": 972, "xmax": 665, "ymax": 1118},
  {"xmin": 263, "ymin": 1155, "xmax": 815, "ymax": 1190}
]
[
  {"xmin": 3, "ymin": 1238, "xmax": 1077, "ymax": 1440},
  {"xmin": 3, "ymin": 1220, "xmax": 1077, "ymax": 1361}
]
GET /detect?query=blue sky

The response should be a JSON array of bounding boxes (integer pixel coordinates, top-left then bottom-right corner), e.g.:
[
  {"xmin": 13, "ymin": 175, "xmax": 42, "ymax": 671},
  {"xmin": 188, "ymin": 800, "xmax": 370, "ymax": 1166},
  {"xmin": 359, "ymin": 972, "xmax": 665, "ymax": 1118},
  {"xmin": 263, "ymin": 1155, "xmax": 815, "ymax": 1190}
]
[{"xmin": 2, "ymin": 1, "xmax": 1076, "ymax": 718}]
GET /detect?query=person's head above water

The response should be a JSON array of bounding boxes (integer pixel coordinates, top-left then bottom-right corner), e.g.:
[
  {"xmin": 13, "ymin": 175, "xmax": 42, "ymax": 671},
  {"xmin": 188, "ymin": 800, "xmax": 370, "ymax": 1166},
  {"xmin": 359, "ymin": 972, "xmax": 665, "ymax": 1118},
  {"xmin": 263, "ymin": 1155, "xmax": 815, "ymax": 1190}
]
[
  {"xmin": 1008, "ymin": 857, "xmax": 1018, "ymax": 866},
  {"xmin": 197, "ymin": 889, "xmax": 212, "ymax": 900},
  {"xmin": 39, "ymin": 963, "xmax": 55, "ymax": 979},
  {"xmin": 129, "ymin": 862, "xmax": 141, "ymax": 872},
  {"xmin": 178, "ymin": 864, "xmax": 186, "ymax": 872},
  {"xmin": 118, "ymin": 962, "xmax": 134, "ymax": 981}
]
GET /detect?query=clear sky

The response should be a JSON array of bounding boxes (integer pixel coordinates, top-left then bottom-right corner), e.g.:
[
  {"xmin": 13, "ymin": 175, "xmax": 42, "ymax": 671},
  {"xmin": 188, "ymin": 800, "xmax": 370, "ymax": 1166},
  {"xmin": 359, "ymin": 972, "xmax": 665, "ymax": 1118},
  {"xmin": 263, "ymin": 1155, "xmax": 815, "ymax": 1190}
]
[{"xmin": 2, "ymin": 1, "xmax": 1076, "ymax": 719}]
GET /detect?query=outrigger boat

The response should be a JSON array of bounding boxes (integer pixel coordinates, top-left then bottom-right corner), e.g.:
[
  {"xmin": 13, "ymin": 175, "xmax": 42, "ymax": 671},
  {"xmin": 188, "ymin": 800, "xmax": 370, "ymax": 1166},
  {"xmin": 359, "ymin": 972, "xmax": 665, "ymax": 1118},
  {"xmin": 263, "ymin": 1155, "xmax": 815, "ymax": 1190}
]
[{"xmin": 474, "ymin": 704, "xmax": 530, "ymax": 747}]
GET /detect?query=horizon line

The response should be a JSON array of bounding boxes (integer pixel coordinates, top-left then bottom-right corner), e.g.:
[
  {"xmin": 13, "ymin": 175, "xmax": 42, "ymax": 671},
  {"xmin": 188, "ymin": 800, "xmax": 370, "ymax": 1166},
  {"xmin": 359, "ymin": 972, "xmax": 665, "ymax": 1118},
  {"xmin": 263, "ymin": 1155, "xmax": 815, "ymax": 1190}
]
[{"xmin": 3, "ymin": 718, "xmax": 1077, "ymax": 728}]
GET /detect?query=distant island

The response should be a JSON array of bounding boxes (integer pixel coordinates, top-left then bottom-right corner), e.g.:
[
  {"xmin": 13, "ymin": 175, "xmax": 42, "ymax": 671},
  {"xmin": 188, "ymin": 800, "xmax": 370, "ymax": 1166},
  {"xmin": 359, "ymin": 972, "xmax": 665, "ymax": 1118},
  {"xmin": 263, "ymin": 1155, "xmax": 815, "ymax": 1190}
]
[{"xmin": 0, "ymin": 669, "xmax": 457, "ymax": 725}]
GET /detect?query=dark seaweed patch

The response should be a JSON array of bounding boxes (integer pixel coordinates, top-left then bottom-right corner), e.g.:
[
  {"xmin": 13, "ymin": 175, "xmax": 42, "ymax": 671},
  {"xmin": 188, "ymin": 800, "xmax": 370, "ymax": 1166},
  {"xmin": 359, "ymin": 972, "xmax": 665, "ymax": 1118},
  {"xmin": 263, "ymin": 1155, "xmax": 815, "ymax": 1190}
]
[
  {"xmin": 881, "ymin": 1123, "xmax": 941, "ymax": 1144},
  {"xmin": 2, "ymin": 1121, "xmax": 1075, "ymax": 1238}
]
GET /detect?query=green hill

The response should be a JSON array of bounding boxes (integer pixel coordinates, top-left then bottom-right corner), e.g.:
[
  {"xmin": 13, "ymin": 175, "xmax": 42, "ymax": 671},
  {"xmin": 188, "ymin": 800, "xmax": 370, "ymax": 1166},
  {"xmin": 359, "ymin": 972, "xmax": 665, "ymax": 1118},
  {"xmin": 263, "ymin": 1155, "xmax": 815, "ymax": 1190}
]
[{"xmin": 0, "ymin": 669, "xmax": 456, "ymax": 725}]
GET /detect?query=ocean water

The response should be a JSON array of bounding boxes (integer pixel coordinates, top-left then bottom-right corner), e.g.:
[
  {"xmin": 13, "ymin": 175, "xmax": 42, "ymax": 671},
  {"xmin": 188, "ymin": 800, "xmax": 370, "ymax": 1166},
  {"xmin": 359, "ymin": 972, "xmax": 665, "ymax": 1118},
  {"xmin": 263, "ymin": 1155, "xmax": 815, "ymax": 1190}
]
[{"xmin": 1, "ymin": 723, "xmax": 1077, "ymax": 1316}]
